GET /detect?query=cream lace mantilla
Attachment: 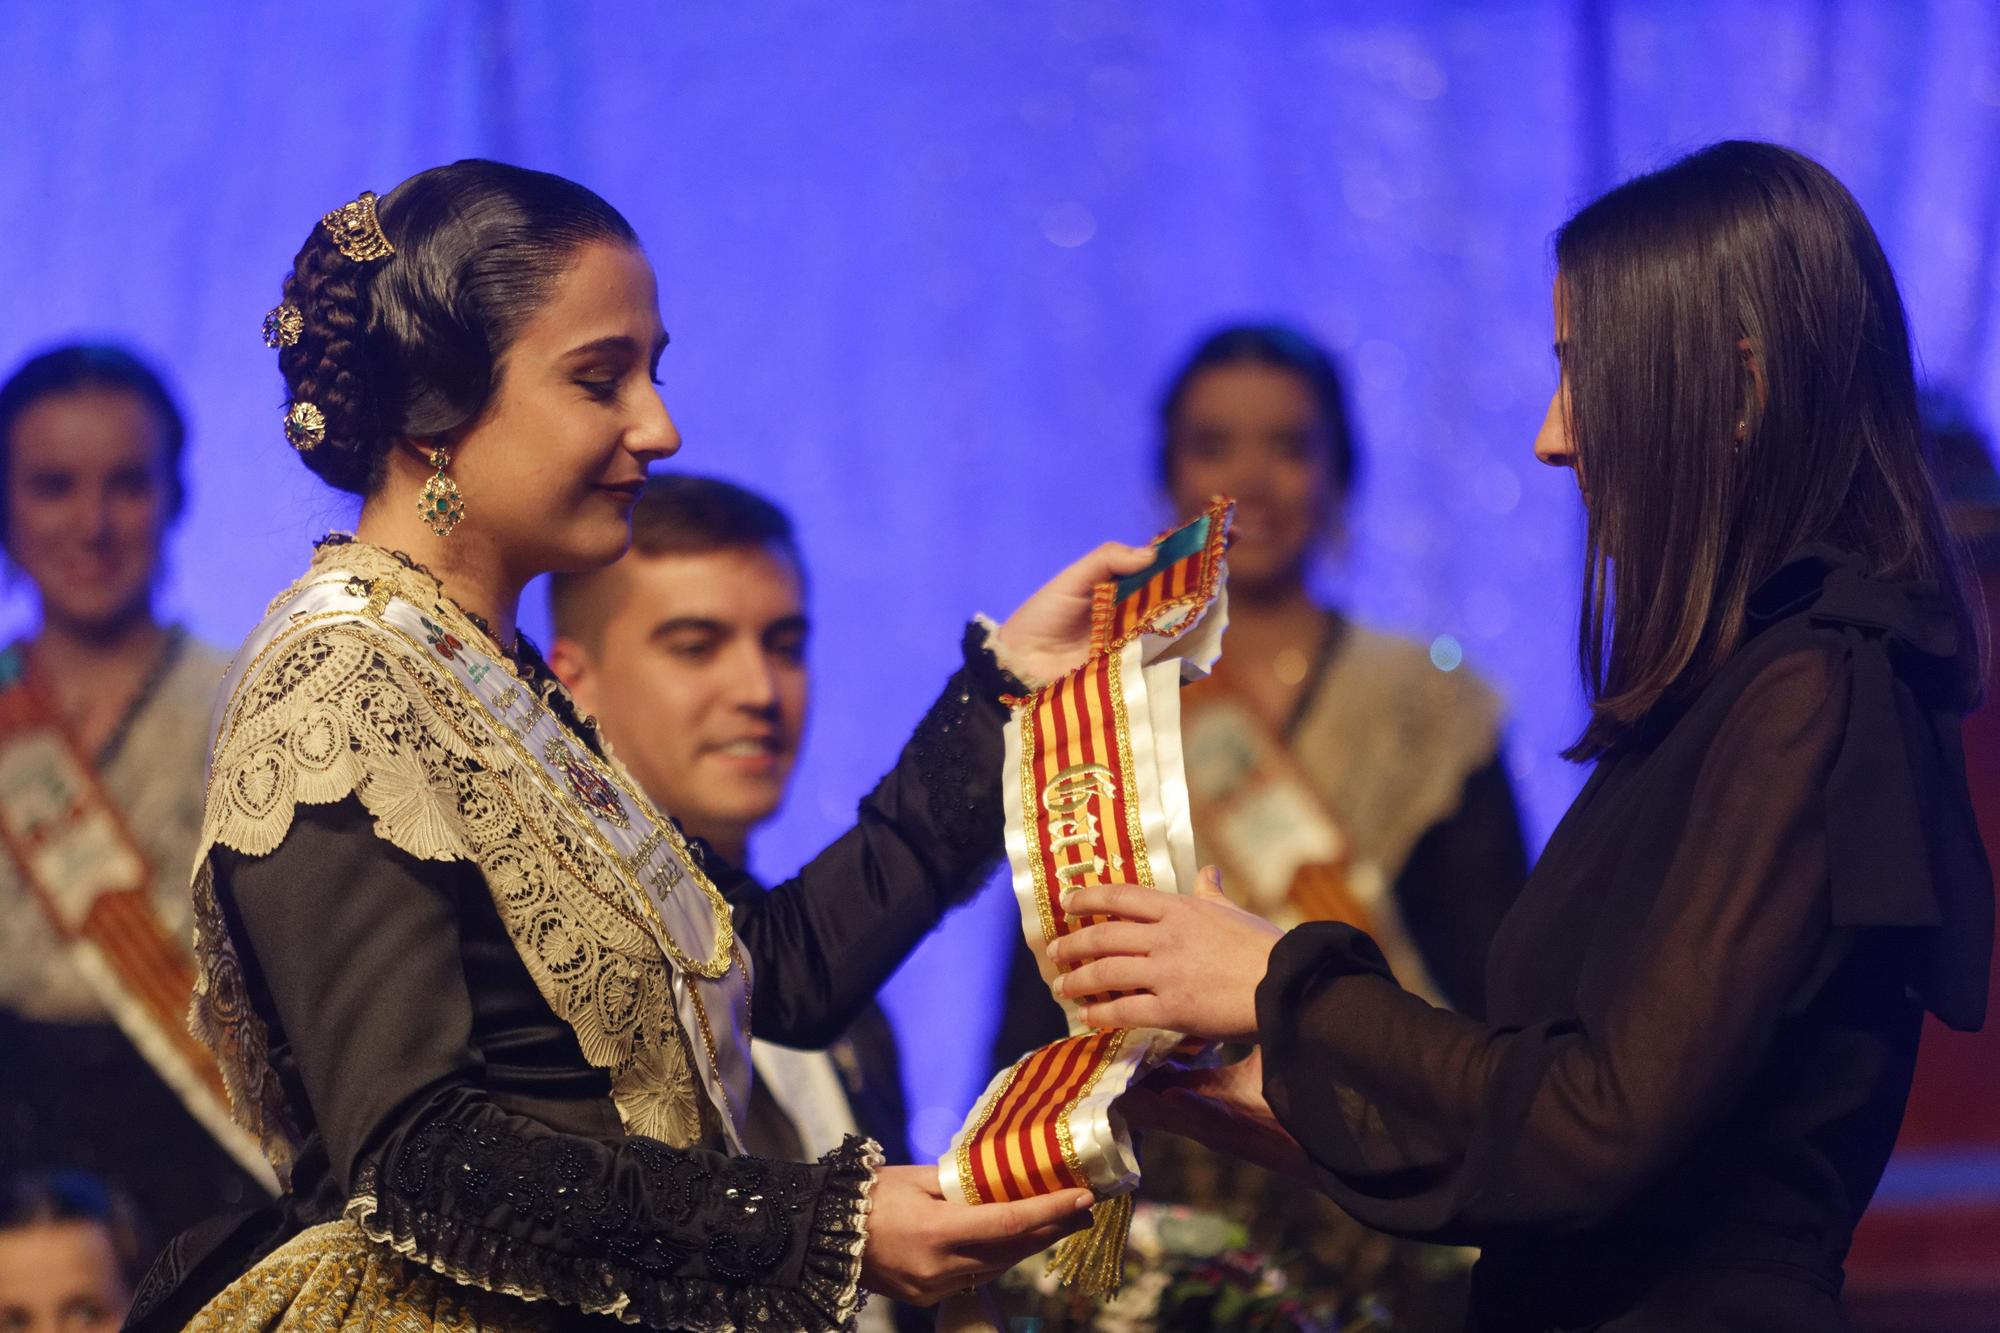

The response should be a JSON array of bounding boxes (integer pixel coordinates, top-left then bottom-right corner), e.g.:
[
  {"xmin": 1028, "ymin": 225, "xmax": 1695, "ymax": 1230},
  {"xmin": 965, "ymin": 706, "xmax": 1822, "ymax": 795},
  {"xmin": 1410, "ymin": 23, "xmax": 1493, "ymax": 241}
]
[{"xmin": 190, "ymin": 542, "xmax": 752, "ymax": 1186}]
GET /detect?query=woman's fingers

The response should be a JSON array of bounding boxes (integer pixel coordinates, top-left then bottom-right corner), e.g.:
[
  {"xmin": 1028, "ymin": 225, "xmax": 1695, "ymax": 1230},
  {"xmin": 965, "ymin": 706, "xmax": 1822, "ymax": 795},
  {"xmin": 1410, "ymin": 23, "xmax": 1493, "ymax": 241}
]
[
  {"xmin": 1038, "ymin": 541, "xmax": 1154, "ymax": 603},
  {"xmin": 886, "ymin": 1187, "xmax": 1094, "ymax": 1302},
  {"xmin": 1058, "ymin": 883, "xmax": 1169, "ymax": 924},
  {"xmin": 1046, "ymin": 919, "xmax": 1155, "ymax": 965},
  {"xmin": 1052, "ymin": 954, "xmax": 1154, "ymax": 1000},
  {"xmin": 1075, "ymin": 540, "xmax": 1156, "ymax": 582},
  {"xmin": 955, "ymin": 1188, "xmax": 1095, "ymax": 1244},
  {"xmin": 946, "ymin": 1191, "xmax": 1097, "ymax": 1282},
  {"xmin": 1078, "ymin": 993, "xmax": 1169, "ymax": 1030},
  {"xmin": 956, "ymin": 1215, "xmax": 1092, "ymax": 1270},
  {"xmin": 1113, "ymin": 1057, "xmax": 1309, "ymax": 1175}
]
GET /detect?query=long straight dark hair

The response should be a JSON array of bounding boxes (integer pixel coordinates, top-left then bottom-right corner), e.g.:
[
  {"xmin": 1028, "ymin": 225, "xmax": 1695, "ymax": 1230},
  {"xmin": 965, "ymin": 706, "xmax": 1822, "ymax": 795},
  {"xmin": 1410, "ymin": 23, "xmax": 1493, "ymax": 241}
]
[{"xmin": 1557, "ymin": 139, "xmax": 1980, "ymax": 758}]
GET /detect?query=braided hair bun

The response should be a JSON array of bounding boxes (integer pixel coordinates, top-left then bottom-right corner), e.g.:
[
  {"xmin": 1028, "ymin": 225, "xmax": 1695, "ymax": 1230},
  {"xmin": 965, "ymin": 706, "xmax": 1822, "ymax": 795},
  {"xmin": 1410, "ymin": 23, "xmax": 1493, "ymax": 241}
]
[
  {"xmin": 272, "ymin": 161, "xmax": 639, "ymax": 496},
  {"xmin": 278, "ymin": 224, "xmax": 379, "ymax": 492}
]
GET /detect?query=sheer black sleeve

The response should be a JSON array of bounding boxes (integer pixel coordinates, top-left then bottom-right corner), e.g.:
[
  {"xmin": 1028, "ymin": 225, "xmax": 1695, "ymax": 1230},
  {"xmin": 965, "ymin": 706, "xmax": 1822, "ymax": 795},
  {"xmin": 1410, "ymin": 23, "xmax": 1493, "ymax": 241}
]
[
  {"xmin": 730, "ymin": 622, "xmax": 1018, "ymax": 1048},
  {"xmin": 1392, "ymin": 753, "xmax": 1530, "ymax": 1019},
  {"xmin": 220, "ymin": 797, "xmax": 877, "ymax": 1331},
  {"xmin": 1256, "ymin": 646, "xmax": 1849, "ymax": 1242}
]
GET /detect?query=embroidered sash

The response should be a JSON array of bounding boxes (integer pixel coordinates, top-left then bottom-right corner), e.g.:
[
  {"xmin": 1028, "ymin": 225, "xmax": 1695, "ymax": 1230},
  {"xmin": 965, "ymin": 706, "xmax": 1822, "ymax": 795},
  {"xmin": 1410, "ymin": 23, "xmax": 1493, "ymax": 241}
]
[
  {"xmin": 939, "ymin": 499, "xmax": 1230, "ymax": 1294},
  {"xmin": 0, "ymin": 662, "xmax": 271, "ymax": 1182},
  {"xmin": 194, "ymin": 545, "xmax": 751, "ymax": 1181},
  {"xmin": 1179, "ymin": 680, "xmax": 1444, "ymax": 1004}
]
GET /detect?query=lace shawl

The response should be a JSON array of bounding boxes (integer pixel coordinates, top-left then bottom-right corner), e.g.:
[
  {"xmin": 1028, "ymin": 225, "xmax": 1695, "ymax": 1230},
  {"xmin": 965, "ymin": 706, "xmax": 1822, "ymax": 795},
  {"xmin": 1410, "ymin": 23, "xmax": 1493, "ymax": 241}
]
[{"xmin": 190, "ymin": 543, "xmax": 739, "ymax": 1185}]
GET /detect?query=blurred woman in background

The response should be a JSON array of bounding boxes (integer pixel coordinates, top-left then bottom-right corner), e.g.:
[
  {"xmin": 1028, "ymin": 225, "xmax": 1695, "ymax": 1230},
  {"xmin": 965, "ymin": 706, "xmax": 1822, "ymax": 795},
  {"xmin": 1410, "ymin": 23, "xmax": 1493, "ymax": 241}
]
[
  {"xmin": 994, "ymin": 324, "xmax": 1528, "ymax": 1325},
  {"xmin": 0, "ymin": 346, "xmax": 265, "ymax": 1241},
  {"xmin": 0, "ymin": 1169, "xmax": 148, "ymax": 1333}
]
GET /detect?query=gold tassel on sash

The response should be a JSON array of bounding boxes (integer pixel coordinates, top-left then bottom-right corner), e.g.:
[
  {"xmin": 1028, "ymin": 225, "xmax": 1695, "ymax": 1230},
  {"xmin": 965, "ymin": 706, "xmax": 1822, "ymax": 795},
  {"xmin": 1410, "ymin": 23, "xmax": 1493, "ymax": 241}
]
[{"xmin": 1044, "ymin": 1192, "xmax": 1136, "ymax": 1295}]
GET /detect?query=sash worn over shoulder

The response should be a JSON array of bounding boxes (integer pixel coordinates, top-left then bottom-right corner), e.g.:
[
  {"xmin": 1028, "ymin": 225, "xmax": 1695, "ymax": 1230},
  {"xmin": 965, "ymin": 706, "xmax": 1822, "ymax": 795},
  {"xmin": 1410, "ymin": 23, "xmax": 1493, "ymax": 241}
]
[
  {"xmin": 939, "ymin": 500, "xmax": 1231, "ymax": 1296},
  {"xmin": 0, "ymin": 659, "xmax": 270, "ymax": 1182},
  {"xmin": 191, "ymin": 542, "xmax": 751, "ymax": 1185}
]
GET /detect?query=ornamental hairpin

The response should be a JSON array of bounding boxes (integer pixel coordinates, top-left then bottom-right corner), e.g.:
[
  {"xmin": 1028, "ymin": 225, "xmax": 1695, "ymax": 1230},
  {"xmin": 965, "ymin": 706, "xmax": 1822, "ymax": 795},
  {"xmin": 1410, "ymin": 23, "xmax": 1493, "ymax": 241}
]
[
  {"xmin": 321, "ymin": 190, "xmax": 394, "ymax": 263},
  {"xmin": 285, "ymin": 401, "xmax": 326, "ymax": 452},
  {"xmin": 262, "ymin": 303, "xmax": 303, "ymax": 348}
]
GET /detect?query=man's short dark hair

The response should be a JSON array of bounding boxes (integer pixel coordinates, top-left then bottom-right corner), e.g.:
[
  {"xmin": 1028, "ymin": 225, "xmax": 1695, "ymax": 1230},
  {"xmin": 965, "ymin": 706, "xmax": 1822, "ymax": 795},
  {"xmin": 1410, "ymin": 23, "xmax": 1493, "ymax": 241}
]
[
  {"xmin": 548, "ymin": 474, "xmax": 802, "ymax": 644},
  {"xmin": 626, "ymin": 473, "xmax": 797, "ymax": 561}
]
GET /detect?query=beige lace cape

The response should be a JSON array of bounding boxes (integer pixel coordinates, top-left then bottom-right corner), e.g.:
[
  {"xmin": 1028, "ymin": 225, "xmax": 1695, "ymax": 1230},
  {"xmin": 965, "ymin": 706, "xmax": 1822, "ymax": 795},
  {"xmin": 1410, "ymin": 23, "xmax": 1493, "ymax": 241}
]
[{"xmin": 189, "ymin": 542, "xmax": 736, "ymax": 1186}]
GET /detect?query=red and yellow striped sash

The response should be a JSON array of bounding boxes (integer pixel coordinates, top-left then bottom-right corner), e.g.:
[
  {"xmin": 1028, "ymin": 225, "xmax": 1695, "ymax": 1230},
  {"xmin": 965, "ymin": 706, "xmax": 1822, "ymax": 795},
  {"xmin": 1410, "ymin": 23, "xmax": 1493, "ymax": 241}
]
[{"xmin": 941, "ymin": 498, "xmax": 1231, "ymax": 1295}]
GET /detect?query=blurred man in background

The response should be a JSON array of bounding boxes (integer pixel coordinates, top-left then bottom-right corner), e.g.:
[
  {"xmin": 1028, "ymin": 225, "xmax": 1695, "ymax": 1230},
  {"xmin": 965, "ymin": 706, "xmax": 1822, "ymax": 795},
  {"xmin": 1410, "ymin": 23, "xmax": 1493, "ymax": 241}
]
[{"xmin": 548, "ymin": 474, "xmax": 915, "ymax": 1333}]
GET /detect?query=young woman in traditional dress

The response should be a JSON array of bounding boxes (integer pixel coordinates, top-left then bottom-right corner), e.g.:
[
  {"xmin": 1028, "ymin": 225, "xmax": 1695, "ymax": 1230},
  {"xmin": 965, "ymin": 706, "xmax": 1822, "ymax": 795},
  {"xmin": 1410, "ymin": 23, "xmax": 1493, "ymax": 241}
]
[
  {"xmin": 126, "ymin": 161, "xmax": 1140, "ymax": 1332},
  {"xmin": 0, "ymin": 347, "xmax": 267, "ymax": 1241},
  {"xmin": 1053, "ymin": 141, "xmax": 1994, "ymax": 1330}
]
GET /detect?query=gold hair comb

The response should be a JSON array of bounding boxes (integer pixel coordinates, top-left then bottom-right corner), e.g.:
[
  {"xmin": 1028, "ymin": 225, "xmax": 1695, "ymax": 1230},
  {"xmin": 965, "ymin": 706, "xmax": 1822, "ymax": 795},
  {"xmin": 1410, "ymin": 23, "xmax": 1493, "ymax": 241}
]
[{"xmin": 321, "ymin": 191, "xmax": 394, "ymax": 263}]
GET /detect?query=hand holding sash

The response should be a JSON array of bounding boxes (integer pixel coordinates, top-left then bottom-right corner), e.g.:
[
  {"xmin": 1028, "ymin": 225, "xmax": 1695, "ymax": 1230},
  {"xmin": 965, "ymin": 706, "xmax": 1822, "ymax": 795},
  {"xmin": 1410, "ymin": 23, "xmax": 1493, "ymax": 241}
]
[
  {"xmin": 937, "ymin": 499, "xmax": 1233, "ymax": 1299},
  {"xmin": 1117, "ymin": 1049, "xmax": 1308, "ymax": 1179},
  {"xmin": 995, "ymin": 541, "xmax": 1159, "ymax": 684},
  {"xmin": 1049, "ymin": 866, "xmax": 1282, "ymax": 1041},
  {"xmin": 859, "ymin": 1167, "xmax": 1094, "ymax": 1305}
]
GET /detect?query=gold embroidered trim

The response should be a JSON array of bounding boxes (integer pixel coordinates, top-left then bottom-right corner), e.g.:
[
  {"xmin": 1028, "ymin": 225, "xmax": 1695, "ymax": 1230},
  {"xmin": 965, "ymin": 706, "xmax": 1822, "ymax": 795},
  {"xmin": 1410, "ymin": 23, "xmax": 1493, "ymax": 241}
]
[
  {"xmin": 953, "ymin": 1054, "xmax": 1027, "ymax": 1206},
  {"xmin": 1103, "ymin": 649, "xmax": 1155, "ymax": 888},
  {"xmin": 1018, "ymin": 686, "xmax": 1059, "ymax": 949},
  {"xmin": 181, "ymin": 1219, "xmax": 548, "ymax": 1332},
  {"xmin": 1051, "ymin": 1028, "xmax": 1127, "ymax": 1187}
]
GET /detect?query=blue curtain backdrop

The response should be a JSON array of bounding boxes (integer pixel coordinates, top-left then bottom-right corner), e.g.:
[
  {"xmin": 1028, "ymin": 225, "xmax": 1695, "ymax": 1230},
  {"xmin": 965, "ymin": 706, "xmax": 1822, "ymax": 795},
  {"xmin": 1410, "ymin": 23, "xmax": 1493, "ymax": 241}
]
[{"xmin": 4, "ymin": 0, "xmax": 1998, "ymax": 1159}]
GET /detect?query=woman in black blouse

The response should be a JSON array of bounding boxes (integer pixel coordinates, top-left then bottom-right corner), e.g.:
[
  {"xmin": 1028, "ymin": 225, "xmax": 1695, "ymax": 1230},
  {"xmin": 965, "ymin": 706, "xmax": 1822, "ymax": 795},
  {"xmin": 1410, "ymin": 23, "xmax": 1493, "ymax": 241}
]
[{"xmin": 1050, "ymin": 140, "xmax": 1993, "ymax": 1330}]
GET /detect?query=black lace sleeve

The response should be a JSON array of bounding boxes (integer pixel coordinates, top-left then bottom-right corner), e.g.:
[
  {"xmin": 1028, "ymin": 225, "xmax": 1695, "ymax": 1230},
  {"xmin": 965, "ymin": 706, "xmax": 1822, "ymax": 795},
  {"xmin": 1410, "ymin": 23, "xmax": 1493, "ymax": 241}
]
[
  {"xmin": 220, "ymin": 797, "xmax": 879, "ymax": 1330},
  {"xmin": 732, "ymin": 622, "xmax": 1019, "ymax": 1047}
]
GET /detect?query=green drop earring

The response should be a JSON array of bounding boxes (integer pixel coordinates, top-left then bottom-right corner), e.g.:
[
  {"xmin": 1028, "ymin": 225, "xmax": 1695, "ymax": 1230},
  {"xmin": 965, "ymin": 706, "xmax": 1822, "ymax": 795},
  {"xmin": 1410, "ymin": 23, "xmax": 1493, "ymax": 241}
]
[{"xmin": 419, "ymin": 446, "xmax": 465, "ymax": 537}]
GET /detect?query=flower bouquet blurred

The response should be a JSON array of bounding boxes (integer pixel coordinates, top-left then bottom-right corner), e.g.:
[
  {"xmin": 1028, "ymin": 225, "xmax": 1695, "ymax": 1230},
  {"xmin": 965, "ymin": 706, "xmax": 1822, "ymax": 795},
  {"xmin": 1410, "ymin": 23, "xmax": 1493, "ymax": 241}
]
[{"xmin": 994, "ymin": 1200, "xmax": 1390, "ymax": 1332}]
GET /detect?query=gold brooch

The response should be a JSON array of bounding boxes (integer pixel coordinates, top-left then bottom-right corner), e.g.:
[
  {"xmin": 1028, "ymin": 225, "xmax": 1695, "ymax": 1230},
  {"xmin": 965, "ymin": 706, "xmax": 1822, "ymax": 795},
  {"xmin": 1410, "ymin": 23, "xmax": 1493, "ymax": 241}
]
[
  {"xmin": 285, "ymin": 401, "xmax": 326, "ymax": 452},
  {"xmin": 321, "ymin": 191, "xmax": 394, "ymax": 263},
  {"xmin": 262, "ymin": 303, "xmax": 303, "ymax": 348}
]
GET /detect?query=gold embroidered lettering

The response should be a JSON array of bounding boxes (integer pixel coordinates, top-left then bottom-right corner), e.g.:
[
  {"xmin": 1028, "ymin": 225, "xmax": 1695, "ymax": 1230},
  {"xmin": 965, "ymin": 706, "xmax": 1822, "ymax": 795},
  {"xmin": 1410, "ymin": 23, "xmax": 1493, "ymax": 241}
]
[{"xmin": 1041, "ymin": 762, "xmax": 1123, "ymax": 885}]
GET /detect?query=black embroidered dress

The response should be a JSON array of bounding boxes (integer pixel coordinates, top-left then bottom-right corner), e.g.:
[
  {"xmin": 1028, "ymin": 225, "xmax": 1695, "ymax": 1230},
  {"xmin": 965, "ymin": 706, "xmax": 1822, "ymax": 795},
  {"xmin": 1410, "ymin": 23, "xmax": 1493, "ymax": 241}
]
[
  {"xmin": 1254, "ymin": 550, "xmax": 1993, "ymax": 1331},
  {"xmin": 126, "ymin": 540, "xmax": 1016, "ymax": 1332}
]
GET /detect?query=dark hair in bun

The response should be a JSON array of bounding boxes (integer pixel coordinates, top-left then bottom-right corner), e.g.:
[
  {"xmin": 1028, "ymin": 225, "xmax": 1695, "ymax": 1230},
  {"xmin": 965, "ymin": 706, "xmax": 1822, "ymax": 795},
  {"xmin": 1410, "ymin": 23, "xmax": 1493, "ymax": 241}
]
[{"xmin": 277, "ymin": 160, "xmax": 638, "ymax": 494}]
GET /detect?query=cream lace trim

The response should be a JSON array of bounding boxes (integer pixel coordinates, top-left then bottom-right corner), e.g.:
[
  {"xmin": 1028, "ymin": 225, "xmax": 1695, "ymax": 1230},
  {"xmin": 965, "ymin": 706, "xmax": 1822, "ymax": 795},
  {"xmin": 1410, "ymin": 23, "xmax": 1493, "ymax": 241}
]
[
  {"xmin": 1293, "ymin": 624, "xmax": 1505, "ymax": 883},
  {"xmin": 193, "ymin": 549, "xmax": 713, "ymax": 1185}
]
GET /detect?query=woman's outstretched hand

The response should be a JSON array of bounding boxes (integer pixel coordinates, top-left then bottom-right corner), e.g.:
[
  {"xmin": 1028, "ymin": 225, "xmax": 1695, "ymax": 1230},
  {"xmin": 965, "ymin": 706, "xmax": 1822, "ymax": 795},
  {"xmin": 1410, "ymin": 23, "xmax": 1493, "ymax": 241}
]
[
  {"xmin": 1047, "ymin": 866, "xmax": 1282, "ymax": 1041},
  {"xmin": 1119, "ymin": 1051, "xmax": 1307, "ymax": 1178},
  {"xmin": 860, "ymin": 1165, "xmax": 1094, "ymax": 1305},
  {"xmin": 997, "ymin": 541, "xmax": 1156, "ymax": 684}
]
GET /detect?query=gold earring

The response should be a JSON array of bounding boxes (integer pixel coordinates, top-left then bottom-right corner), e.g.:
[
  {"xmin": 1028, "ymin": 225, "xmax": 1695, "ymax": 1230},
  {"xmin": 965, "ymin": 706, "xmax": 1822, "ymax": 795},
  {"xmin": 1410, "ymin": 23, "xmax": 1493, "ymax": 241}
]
[{"xmin": 419, "ymin": 446, "xmax": 465, "ymax": 537}]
